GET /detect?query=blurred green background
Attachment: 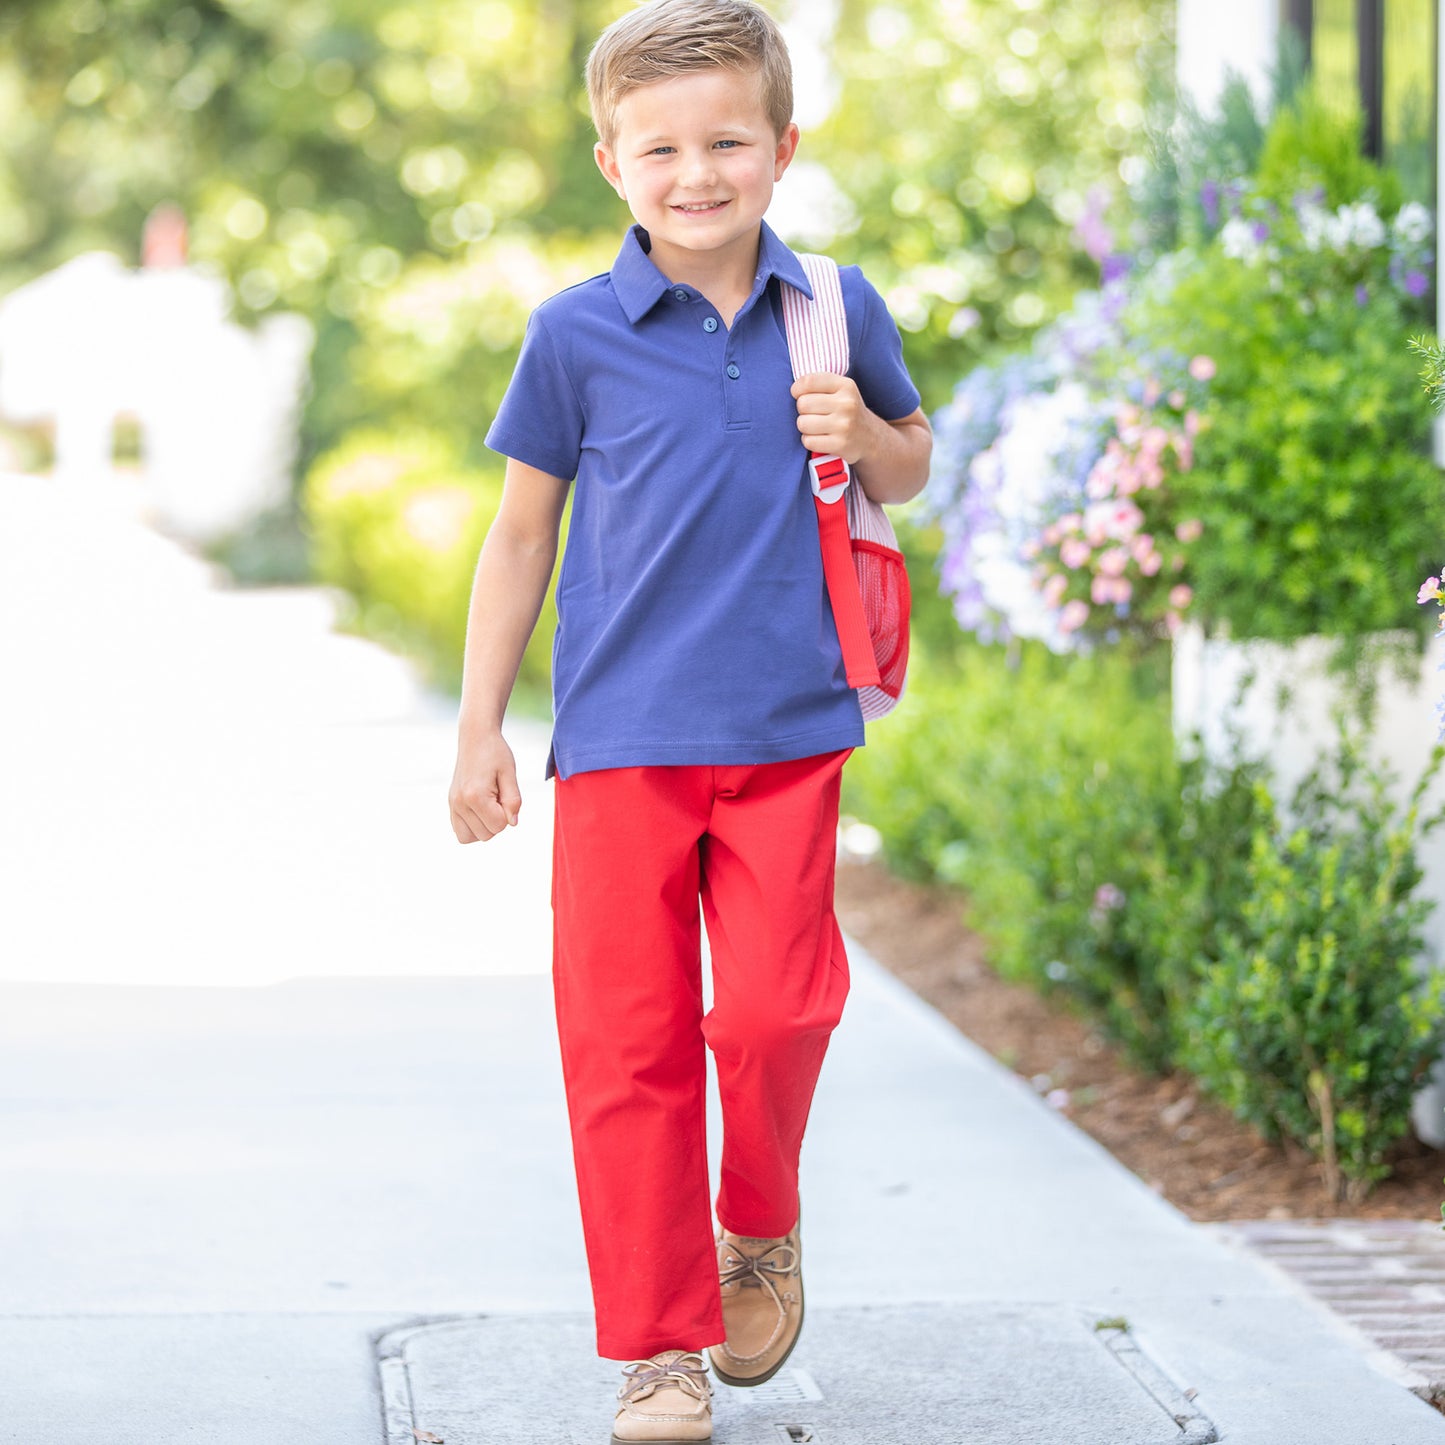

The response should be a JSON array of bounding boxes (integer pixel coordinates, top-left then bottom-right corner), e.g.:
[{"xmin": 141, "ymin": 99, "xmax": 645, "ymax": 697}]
[{"xmin": 0, "ymin": 0, "xmax": 1170, "ymax": 474}]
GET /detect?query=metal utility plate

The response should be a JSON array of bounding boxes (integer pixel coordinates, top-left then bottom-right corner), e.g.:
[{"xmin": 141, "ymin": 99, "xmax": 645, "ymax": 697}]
[{"xmin": 376, "ymin": 1303, "xmax": 1217, "ymax": 1445}]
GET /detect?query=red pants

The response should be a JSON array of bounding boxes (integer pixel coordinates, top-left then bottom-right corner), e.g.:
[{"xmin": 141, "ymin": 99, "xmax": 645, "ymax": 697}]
[{"xmin": 551, "ymin": 751, "xmax": 852, "ymax": 1361}]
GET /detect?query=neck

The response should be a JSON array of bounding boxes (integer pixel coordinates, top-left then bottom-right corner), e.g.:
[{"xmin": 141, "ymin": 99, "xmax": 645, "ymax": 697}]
[{"xmin": 645, "ymin": 227, "xmax": 763, "ymax": 308}]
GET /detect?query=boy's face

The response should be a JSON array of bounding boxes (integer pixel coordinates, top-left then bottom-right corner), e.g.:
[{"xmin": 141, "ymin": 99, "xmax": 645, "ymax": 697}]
[{"xmin": 595, "ymin": 66, "xmax": 799, "ymax": 281}]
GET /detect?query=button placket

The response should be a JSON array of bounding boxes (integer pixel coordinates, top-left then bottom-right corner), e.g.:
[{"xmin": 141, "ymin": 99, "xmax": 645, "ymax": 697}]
[{"xmin": 722, "ymin": 334, "xmax": 751, "ymax": 428}]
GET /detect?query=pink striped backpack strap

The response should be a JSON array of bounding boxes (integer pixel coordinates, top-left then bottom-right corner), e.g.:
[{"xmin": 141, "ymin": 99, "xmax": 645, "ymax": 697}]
[
  {"xmin": 781, "ymin": 252, "xmax": 910, "ymax": 721},
  {"xmin": 780, "ymin": 254, "xmax": 880, "ymax": 691}
]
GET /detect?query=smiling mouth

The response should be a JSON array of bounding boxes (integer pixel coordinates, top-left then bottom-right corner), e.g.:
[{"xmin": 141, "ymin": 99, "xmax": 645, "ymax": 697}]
[{"xmin": 672, "ymin": 200, "xmax": 729, "ymax": 215}]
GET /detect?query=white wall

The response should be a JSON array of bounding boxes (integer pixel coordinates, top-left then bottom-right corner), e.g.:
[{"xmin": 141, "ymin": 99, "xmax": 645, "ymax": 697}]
[{"xmin": 1175, "ymin": 0, "xmax": 1280, "ymax": 111}]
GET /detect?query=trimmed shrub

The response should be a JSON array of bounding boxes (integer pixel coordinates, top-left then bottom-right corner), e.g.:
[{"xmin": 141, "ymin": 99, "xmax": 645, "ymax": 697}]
[
  {"xmin": 1183, "ymin": 743, "xmax": 1445, "ymax": 1201},
  {"xmin": 303, "ymin": 429, "xmax": 558, "ymax": 702}
]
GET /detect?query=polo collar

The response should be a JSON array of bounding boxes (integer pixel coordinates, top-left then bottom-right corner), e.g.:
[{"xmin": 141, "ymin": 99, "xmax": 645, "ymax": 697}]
[{"xmin": 609, "ymin": 221, "xmax": 815, "ymax": 325}]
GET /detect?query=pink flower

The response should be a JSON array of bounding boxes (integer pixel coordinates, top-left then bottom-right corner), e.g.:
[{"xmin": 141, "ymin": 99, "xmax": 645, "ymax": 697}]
[
  {"xmin": 1060, "ymin": 537, "xmax": 1092, "ymax": 570},
  {"xmin": 1041, "ymin": 524, "xmax": 1062, "ymax": 547},
  {"xmin": 1041, "ymin": 573, "xmax": 1069, "ymax": 607},
  {"xmin": 1129, "ymin": 533, "xmax": 1155, "ymax": 560},
  {"xmin": 1168, "ymin": 390, "xmax": 1186, "ymax": 409},
  {"xmin": 1110, "ymin": 501, "xmax": 1143, "ymax": 535},
  {"xmin": 1021, "ymin": 539, "xmax": 1041, "ymax": 560},
  {"xmin": 1417, "ymin": 576, "xmax": 1443, "ymax": 606},
  {"xmin": 1138, "ymin": 550, "xmax": 1162, "ymax": 577},
  {"xmin": 1142, "ymin": 379, "xmax": 1162, "ymax": 406},
  {"xmin": 1183, "ymin": 409, "xmax": 1202, "ymax": 437},
  {"xmin": 1093, "ymin": 883, "xmax": 1125, "ymax": 912},
  {"xmin": 1175, "ymin": 518, "xmax": 1204, "ymax": 543},
  {"xmin": 1059, "ymin": 599, "xmax": 1090, "ymax": 633},
  {"xmin": 1098, "ymin": 547, "xmax": 1129, "ymax": 578},
  {"xmin": 1058, "ymin": 513, "xmax": 1082, "ymax": 531},
  {"xmin": 1169, "ymin": 583, "xmax": 1194, "ymax": 610},
  {"xmin": 1093, "ymin": 575, "xmax": 1131, "ymax": 605},
  {"xmin": 1188, "ymin": 355, "xmax": 1216, "ymax": 382},
  {"xmin": 1165, "ymin": 611, "xmax": 1183, "ymax": 637}
]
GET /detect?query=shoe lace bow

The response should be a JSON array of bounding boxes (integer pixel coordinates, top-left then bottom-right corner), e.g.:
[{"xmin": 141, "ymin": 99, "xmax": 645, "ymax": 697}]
[
  {"xmin": 718, "ymin": 1239, "xmax": 799, "ymax": 1311},
  {"xmin": 618, "ymin": 1352, "xmax": 710, "ymax": 1404}
]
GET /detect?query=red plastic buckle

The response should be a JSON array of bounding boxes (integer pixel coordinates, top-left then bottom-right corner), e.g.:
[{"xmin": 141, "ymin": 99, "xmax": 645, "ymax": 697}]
[{"xmin": 808, "ymin": 452, "xmax": 850, "ymax": 504}]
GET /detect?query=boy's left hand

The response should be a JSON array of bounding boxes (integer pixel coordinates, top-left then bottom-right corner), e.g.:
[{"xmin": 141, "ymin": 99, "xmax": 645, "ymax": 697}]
[{"xmin": 791, "ymin": 373, "xmax": 870, "ymax": 464}]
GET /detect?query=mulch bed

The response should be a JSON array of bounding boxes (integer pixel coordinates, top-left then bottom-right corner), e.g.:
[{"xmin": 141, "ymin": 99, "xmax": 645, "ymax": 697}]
[{"xmin": 834, "ymin": 856, "xmax": 1445, "ymax": 1223}]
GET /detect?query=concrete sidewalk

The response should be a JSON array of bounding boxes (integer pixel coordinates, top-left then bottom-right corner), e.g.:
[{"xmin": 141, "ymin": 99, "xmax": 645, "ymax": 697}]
[{"xmin": 3, "ymin": 471, "xmax": 1445, "ymax": 1444}]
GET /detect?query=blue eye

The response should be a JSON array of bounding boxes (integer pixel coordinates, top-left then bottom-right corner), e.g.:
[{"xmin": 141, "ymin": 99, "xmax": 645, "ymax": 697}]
[
  {"xmin": 649, "ymin": 146, "xmax": 675, "ymax": 156},
  {"xmin": 715, "ymin": 140, "xmax": 739, "ymax": 148}
]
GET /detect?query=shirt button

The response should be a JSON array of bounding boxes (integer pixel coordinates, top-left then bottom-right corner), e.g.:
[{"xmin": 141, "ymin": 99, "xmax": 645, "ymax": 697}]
[
  {"xmin": 726, "ymin": 363, "xmax": 740, "ymax": 379},
  {"xmin": 673, "ymin": 288, "xmax": 688, "ymax": 302},
  {"xmin": 703, "ymin": 317, "xmax": 719, "ymax": 333}
]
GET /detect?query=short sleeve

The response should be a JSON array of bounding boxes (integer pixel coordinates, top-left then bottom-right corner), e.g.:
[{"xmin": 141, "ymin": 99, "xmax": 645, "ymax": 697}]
[
  {"xmin": 485, "ymin": 310, "xmax": 584, "ymax": 481},
  {"xmin": 840, "ymin": 266, "xmax": 922, "ymax": 424}
]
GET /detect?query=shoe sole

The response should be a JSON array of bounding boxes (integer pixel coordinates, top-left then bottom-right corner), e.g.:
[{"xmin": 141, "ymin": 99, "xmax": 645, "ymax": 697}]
[
  {"xmin": 707, "ymin": 1290, "xmax": 805, "ymax": 1389},
  {"xmin": 609, "ymin": 1436, "xmax": 711, "ymax": 1444}
]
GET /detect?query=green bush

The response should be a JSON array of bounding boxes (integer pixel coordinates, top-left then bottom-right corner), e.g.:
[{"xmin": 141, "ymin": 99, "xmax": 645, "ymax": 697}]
[
  {"xmin": 303, "ymin": 429, "xmax": 558, "ymax": 701},
  {"xmin": 845, "ymin": 641, "xmax": 1188, "ymax": 1063},
  {"xmin": 1183, "ymin": 741, "xmax": 1445, "ymax": 1201},
  {"xmin": 848, "ymin": 649, "xmax": 1445, "ymax": 1194},
  {"xmin": 1125, "ymin": 87, "xmax": 1442, "ymax": 647},
  {"xmin": 1137, "ymin": 249, "xmax": 1440, "ymax": 646}
]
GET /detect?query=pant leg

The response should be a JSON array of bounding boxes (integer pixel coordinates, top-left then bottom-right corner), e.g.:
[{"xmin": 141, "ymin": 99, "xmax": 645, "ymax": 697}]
[
  {"xmin": 700, "ymin": 750, "xmax": 852, "ymax": 1239},
  {"xmin": 551, "ymin": 764, "xmax": 726, "ymax": 1361}
]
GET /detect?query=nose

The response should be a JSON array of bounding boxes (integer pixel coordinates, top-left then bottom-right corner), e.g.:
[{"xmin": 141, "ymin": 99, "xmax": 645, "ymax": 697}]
[{"xmin": 679, "ymin": 149, "xmax": 717, "ymax": 189}]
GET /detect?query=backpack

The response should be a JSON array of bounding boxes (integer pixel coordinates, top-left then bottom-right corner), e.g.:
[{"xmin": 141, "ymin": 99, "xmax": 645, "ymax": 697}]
[{"xmin": 780, "ymin": 253, "xmax": 911, "ymax": 721}]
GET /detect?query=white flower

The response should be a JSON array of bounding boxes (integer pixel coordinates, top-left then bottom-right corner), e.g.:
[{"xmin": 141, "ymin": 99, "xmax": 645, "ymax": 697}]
[
  {"xmin": 1329, "ymin": 201, "xmax": 1387, "ymax": 251},
  {"xmin": 1220, "ymin": 216, "xmax": 1261, "ymax": 262},
  {"xmin": 973, "ymin": 539, "xmax": 1066, "ymax": 647},
  {"xmin": 1297, "ymin": 203, "xmax": 1331, "ymax": 252},
  {"xmin": 1393, "ymin": 201, "xmax": 1434, "ymax": 247}
]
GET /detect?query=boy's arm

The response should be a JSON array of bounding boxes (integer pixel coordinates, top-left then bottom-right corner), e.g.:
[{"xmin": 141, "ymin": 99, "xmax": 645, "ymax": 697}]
[
  {"xmin": 449, "ymin": 458, "xmax": 570, "ymax": 845},
  {"xmin": 791, "ymin": 374, "xmax": 932, "ymax": 504}
]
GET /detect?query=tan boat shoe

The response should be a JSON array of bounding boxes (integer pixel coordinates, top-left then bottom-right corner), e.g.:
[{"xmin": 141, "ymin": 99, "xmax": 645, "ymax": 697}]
[
  {"xmin": 707, "ymin": 1225, "xmax": 803, "ymax": 1387},
  {"xmin": 610, "ymin": 1349, "xmax": 713, "ymax": 1443}
]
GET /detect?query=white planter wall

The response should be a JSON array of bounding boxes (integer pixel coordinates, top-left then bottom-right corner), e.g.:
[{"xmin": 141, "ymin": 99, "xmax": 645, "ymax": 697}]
[
  {"xmin": 1175, "ymin": 0, "xmax": 1279, "ymax": 113},
  {"xmin": 1172, "ymin": 623, "xmax": 1445, "ymax": 1146}
]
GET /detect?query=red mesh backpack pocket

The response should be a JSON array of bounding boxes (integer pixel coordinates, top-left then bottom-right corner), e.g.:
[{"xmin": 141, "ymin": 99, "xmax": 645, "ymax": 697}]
[{"xmin": 852, "ymin": 537, "xmax": 911, "ymax": 705}]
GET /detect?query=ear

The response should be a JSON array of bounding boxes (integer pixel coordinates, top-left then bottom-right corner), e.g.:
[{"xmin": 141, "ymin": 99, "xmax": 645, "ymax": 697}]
[
  {"xmin": 594, "ymin": 141, "xmax": 626, "ymax": 200},
  {"xmin": 773, "ymin": 121, "xmax": 800, "ymax": 182}
]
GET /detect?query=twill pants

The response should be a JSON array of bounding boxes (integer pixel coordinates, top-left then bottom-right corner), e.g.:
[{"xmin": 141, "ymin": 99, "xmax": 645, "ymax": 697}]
[{"xmin": 551, "ymin": 750, "xmax": 852, "ymax": 1361}]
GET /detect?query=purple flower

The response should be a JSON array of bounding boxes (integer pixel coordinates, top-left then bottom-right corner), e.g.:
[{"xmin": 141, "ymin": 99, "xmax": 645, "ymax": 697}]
[
  {"xmin": 1355, "ymin": 284, "xmax": 1370, "ymax": 306},
  {"xmin": 1405, "ymin": 269, "xmax": 1430, "ymax": 298},
  {"xmin": 1074, "ymin": 185, "xmax": 1114, "ymax": 264},
  {"xmin": 1101, "ymin": 253, "xmax": 1132, "ymax": 285},
  {"xmin": 1200, "ymin": 180, "xmax": 1220, "ymax": 229},
  {"xmin": 1251, "ymin": 220, "xmax": 1270, "ymax": 244}
]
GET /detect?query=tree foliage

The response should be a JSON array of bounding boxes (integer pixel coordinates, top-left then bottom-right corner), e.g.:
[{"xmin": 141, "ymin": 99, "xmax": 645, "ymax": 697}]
[
  {"xmin": 1, "ymin": 0, "xmax": 1172, "ymax": 464},
  {"xmin": 807, "ymin": 0, "xmax": 1173, "ymax": 405}
]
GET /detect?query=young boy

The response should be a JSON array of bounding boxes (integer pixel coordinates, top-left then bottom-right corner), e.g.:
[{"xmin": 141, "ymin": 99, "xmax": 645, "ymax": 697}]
[{"xmin": 448, "ymin": 2, "xmax": 930, "ymax": 1438}]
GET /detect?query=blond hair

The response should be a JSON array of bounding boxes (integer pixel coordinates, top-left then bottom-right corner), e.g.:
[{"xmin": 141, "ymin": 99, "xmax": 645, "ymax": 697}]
[{"xmin": 586, "ymin": 0, "xmax": 794, "ymax": 148}]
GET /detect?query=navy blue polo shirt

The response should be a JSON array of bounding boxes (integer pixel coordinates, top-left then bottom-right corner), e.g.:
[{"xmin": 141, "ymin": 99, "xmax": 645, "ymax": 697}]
[{"xmin": 485, "ymin": 221, "xmax": 921, "ymax": 780}]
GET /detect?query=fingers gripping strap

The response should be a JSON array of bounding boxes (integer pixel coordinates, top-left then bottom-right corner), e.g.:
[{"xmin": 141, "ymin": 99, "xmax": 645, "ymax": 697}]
[{"xmin": 781, "ymin": 255, "xmax": 850, "ymax": 488}]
